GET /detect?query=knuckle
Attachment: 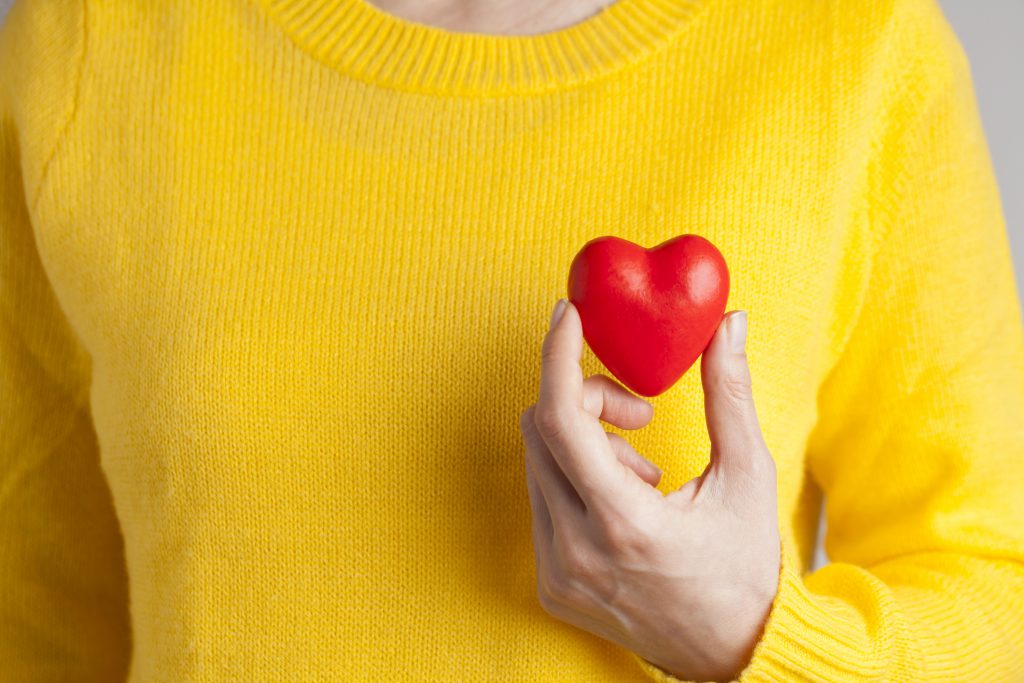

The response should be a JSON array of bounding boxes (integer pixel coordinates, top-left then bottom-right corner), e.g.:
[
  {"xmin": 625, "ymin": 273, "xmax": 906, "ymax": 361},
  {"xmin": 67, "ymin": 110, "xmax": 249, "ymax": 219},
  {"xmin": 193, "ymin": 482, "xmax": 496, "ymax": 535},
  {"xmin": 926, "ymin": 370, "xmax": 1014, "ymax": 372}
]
[
  {"xmin": 594, "ymin": 515, "xmax": 627, "ymax": 547},
  {"xmin": 533, "ymin": 405, "xmax": 570, "ymax": 440},
  {"xmin": 556, "ymin": 542, "xmax": 595, "ymax": 583},
  {"xmin": 540, "ymin": 337, "xmax": 562, "ymax": 366},
  {"xmin": 596, "ymin": 510, "xmax": 654, "ymax": 555},
  {"xmin": 721, "ymin": 372, "xmax": 753, "ymax": 404},
  {"xmin": 538, "ymin": 569, "xmax": 569, "ymax": 605}
]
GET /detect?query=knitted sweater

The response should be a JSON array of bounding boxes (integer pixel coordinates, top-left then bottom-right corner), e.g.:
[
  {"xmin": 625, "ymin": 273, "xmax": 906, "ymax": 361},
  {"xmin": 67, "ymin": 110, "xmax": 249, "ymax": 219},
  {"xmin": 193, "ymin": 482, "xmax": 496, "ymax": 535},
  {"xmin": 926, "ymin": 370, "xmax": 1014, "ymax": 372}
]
[{"xmin": 2, "ymin": 0, "xmax": 1023, "ymax": 680}]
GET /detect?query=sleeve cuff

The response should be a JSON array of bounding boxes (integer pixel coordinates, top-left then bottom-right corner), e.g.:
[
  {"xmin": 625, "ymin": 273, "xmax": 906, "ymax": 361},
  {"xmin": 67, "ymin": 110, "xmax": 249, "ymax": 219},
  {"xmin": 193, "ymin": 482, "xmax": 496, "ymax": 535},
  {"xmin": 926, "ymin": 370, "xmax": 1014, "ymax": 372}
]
[{"xmin": 630, "ymin": 544, "xmax": 880, "ymax": 681}]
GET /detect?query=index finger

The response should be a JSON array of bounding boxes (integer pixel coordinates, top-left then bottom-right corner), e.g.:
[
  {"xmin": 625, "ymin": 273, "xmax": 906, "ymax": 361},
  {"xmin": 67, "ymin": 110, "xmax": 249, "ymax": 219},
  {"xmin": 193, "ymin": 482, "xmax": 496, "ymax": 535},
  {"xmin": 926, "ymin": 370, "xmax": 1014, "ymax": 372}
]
[{"xmin": 535, "ymin": 299, "xmax": 626, "ymax": 506}]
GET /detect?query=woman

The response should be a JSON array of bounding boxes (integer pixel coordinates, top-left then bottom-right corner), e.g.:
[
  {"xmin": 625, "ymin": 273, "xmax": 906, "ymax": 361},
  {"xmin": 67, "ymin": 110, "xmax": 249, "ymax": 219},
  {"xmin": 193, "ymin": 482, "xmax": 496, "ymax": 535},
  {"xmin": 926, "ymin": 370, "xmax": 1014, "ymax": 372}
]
[{"xmin": 1, "ymin": 0, "xmax": 1022, "ymax": 680}]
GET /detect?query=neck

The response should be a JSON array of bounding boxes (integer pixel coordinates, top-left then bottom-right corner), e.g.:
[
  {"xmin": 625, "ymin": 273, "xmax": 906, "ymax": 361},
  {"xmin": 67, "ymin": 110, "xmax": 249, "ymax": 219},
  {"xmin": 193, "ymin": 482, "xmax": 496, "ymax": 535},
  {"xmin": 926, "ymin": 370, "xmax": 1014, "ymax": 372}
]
[{"xmin": 365, "ymin": 0, "xmax": 615, "ymax": 35}]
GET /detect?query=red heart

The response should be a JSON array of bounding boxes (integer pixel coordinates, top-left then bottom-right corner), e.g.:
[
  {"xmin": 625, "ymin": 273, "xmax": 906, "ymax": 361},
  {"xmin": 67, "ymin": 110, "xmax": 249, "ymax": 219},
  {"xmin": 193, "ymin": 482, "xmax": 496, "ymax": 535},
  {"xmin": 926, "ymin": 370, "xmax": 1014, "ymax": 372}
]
[{"xmin": 566, "ymin": 234, "xmax": 729, "ymax": 397}]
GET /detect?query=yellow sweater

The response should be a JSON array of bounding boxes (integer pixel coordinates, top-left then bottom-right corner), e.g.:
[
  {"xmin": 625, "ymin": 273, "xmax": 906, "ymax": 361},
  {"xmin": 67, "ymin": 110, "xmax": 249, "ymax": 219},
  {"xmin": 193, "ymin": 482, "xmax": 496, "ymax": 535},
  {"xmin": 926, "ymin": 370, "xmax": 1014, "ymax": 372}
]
[{"xmin": 2, "ymin": 0, "xmax": 1023, "ymax": 679}]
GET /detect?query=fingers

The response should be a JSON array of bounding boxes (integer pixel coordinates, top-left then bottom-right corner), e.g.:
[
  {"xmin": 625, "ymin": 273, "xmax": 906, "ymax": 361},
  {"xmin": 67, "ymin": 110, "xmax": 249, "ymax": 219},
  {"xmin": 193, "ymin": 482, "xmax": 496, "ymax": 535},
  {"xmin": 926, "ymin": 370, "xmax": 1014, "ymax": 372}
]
[
  {"xmin": 537, "ymin": 299, "xmax": 584, "ymax": 413},
  {"xmin": 606, "ymin": 432, "xmax": 661, "ymax": 486},
  {"xmin": 520, "ymin": 405, "xmax": 587, "ymax": 532},
  {"xmin": 536, "ymin": 300, "xmax": 626, "ymax": 505},
  {"xmin": 524, "ymin": 458, "xmax": 555, "ymax": 613},
  {"xmin": 583, "ymin": 374, "xmax": 654, "ymax": 430},
  {"xmin": 699, "ymin": 311, "xmax": 776, "ymax": 490},
  {"xmin": 524, "ymin": 457, "xmax": 553, "ymax": 543}
]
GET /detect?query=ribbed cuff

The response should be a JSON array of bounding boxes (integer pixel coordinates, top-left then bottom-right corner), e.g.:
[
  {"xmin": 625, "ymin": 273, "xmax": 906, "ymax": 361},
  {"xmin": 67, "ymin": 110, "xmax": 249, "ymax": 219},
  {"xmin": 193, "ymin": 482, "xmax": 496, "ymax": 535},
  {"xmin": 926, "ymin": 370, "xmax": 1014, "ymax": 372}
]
[
  {"xmin": 631, "ymin": 652, "xmax": 717, "ymax": 683},
  {"xmin": 630, "ymin": 546, "xmax": 882, "ymax": 682}
]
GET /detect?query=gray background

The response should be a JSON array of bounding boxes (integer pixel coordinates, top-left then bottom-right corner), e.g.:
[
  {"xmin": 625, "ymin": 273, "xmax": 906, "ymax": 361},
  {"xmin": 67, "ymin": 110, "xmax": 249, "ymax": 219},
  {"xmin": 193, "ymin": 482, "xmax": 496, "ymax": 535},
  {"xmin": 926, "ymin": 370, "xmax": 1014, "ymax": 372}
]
[{"xmin": 1, "ymin": 0, "xmax": 1020, "ymax": 570}]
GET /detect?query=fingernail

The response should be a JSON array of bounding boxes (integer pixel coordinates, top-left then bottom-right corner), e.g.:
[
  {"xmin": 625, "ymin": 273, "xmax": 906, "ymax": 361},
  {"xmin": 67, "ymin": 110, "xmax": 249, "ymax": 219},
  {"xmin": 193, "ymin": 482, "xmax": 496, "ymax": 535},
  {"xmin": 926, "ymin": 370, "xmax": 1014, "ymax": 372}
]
[
  {"xmin": 727, "ymin": 310, "xmax": 747, "ymax": 353},
  {"xmin": 549, "ymin": 298, "xmax": 568, "ymax": 329}
]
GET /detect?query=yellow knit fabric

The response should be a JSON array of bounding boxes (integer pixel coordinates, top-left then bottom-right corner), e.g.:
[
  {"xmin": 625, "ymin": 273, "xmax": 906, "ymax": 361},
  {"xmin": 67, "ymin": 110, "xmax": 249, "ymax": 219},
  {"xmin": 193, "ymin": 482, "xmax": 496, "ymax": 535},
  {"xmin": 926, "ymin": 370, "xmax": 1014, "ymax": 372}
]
[{"xmin": 2, "ymin": 0, "xmax": 1023, "ymax": 679}]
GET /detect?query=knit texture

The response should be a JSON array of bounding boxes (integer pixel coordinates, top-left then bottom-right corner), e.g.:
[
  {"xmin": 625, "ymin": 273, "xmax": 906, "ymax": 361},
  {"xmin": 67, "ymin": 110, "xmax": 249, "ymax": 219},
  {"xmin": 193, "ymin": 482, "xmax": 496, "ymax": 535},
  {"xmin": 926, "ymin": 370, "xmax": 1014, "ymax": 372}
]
[{"xmin": 2, "ymin": 0, "xmax": 1023, "ymax": 680}]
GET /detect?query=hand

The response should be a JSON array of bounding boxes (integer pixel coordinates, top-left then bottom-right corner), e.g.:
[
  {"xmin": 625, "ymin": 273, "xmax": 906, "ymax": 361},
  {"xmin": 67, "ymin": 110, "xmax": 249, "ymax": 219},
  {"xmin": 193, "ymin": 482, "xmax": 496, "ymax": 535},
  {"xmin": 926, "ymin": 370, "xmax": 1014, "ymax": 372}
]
[{"xmin": 518, "ymin": 300, "xmax": 781, "ymax": 682}]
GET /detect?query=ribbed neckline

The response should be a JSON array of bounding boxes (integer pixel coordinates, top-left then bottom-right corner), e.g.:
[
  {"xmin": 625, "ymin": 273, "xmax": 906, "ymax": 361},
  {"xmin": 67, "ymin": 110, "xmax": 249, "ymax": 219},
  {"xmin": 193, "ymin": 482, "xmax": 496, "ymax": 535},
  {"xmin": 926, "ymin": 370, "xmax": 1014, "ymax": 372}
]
[{"xmin": 260, "ymin": 0, "xmax": 707, "ymax": 96}]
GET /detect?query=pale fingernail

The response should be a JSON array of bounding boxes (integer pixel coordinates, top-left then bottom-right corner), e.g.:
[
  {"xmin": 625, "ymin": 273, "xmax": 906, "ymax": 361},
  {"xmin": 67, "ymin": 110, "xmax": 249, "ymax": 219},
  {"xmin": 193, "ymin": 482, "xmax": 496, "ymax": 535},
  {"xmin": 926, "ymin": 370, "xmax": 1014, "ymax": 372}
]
[
  {"xmin": 549, "ymin": 298, "xmax": 568, "ymax": 329},
  {"xmin": 728, "ymin": 310, "xmax": 747, "ymax": 353}
]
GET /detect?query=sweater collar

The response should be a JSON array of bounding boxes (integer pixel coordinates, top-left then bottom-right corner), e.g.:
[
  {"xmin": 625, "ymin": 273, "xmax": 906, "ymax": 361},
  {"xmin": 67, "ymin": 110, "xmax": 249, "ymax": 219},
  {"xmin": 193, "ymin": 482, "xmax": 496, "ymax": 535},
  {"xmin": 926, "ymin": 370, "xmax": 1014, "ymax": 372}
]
[{"xmin": 259, "ymin": 0, "xmax": 708, "ymax": 97}]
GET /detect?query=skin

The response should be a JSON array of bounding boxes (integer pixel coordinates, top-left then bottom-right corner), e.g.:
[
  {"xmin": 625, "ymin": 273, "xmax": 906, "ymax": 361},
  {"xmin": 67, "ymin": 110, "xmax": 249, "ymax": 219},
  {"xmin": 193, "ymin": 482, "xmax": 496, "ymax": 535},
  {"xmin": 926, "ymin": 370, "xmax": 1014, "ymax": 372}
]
[
  {"xmin": 519, "ymin": 300, "xmax": 781, "ymax": 682},
  {"xmin": 367, "ymin": 0, "xmax": 617, "ymax": 35}
]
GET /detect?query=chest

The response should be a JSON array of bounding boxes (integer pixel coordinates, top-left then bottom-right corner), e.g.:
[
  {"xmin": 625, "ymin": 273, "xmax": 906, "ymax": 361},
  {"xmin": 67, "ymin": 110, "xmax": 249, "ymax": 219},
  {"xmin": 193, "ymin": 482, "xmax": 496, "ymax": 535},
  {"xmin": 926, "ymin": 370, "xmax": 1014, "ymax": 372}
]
[{"xmin": 35, "ymin": 74, "xmax": 856, "ymax": 530}]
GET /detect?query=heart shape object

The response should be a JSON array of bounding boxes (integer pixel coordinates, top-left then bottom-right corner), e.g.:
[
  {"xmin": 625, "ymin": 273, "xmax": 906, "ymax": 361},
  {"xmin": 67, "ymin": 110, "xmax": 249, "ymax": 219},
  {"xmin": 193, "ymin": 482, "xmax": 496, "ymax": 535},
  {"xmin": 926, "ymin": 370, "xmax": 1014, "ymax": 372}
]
[{"xmin": 566, "ymin": 234, "xmax": 729, "ymax": 397}]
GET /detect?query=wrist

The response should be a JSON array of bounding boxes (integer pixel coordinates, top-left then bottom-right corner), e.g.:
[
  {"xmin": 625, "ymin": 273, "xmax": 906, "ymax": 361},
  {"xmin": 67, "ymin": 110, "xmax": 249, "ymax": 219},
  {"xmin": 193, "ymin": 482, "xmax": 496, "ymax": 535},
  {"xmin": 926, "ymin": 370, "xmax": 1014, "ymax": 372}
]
[{"xmin": 651, "ymin": 581, "xmax": 778, "ymax": 681}]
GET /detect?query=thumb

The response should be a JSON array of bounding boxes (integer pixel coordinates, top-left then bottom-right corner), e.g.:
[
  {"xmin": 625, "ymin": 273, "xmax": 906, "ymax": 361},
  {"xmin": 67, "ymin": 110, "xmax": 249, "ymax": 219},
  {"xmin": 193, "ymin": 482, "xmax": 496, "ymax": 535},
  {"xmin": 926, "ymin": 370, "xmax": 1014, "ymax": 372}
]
[{"xmin": 699, "ymin": 310, "xmax": 771, "ymax": 484}]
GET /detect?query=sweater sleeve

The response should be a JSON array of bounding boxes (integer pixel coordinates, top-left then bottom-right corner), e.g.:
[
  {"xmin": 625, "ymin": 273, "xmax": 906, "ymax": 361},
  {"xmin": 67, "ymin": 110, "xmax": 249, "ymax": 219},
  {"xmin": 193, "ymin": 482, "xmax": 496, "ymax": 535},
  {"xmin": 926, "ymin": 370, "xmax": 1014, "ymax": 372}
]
[
  {"xmin": 632, "ymin": 2, "xmax": 1024, "ymax": 681},
  {"xmin": 0, "ymin": 2, "xmax": 132, "ymax": 679}
]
